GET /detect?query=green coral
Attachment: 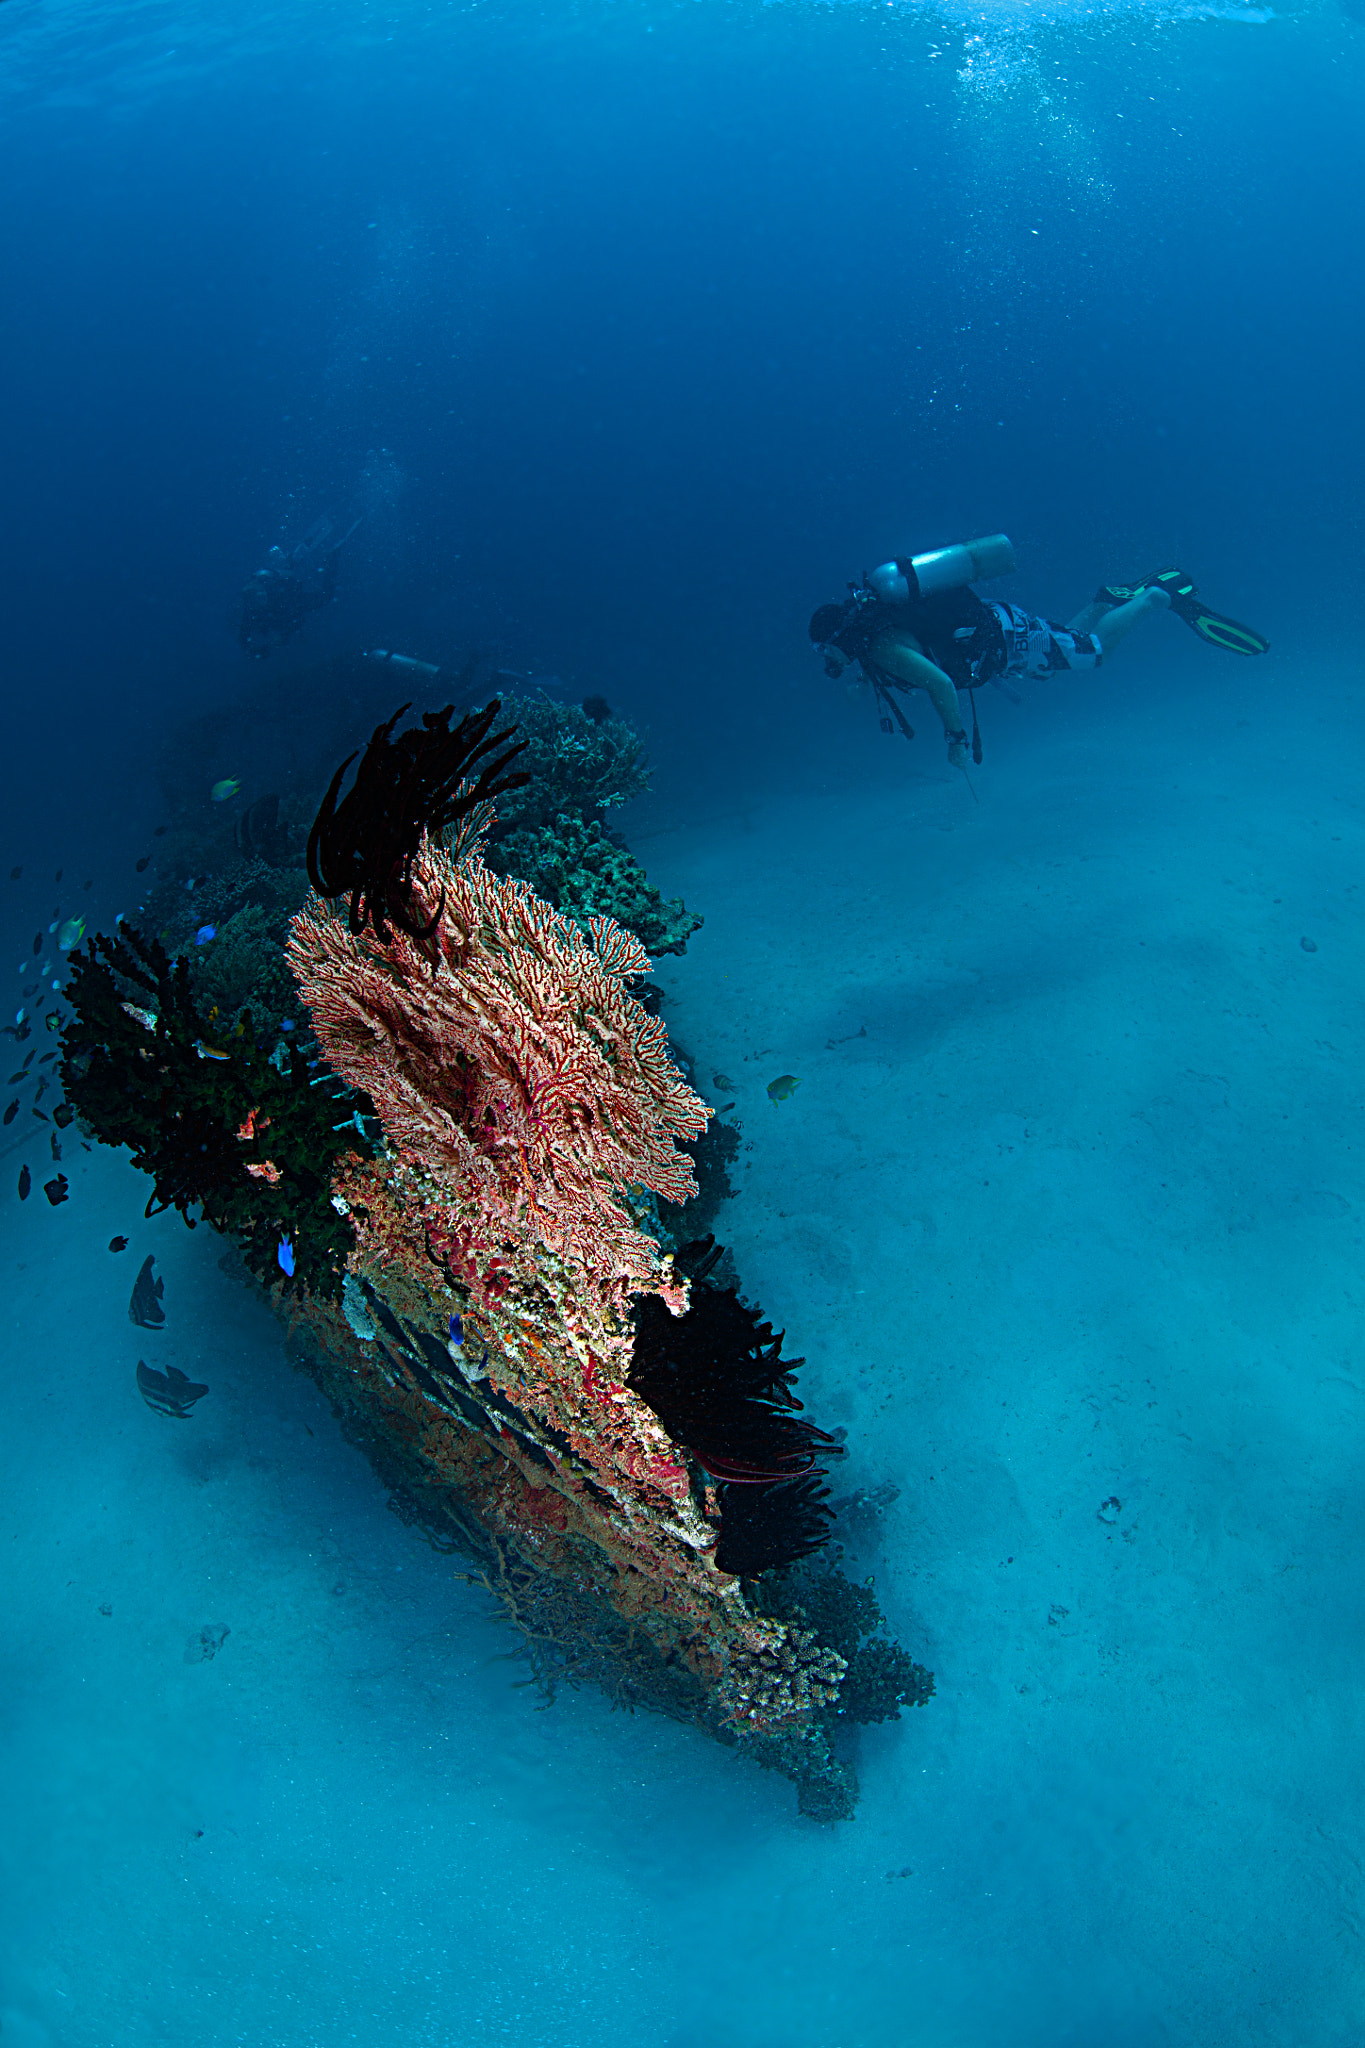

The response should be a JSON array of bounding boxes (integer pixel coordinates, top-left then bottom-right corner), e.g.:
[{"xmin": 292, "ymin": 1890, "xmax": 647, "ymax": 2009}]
[
  {"xmin": 156, "ymin": 855, "xmax": 308, "ymax": 950},
  {"xmin": 188, "ymin": 903, "xmax": 300, "ymax": 1031},
  {"xmin": 486, "ymin": 814, "xmax": 702, "ymax": 958},
  {"xmin": 59, "ymin": 924, "xmax": 376, "ymax": 1299},
  {"xmin": 490, "ymin": 696, "xmax": 651, "ymax": 832}
]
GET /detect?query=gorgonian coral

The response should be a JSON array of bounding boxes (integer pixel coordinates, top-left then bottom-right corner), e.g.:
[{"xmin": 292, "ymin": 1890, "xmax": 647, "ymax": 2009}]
[
  {"xmin": 288, "ymin": 832, "xmax": 709, "ymax": 1316},
  {"xmin": 306, "ymin": 701, "xmax": 529, "ymax": 943}
]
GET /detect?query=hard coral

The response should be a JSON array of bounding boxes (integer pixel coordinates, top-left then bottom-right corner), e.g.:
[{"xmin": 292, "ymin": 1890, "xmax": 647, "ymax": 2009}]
[
  {"xmin": 59, "ymin": 922, "xmax": 375, "ymax": 1296},
  {"xmin": 487, "ymin": 695, "xmax": 650, "ymax": 834},
  {"xmin": 486, "ymin": 814, "xmax": 703, "ymax": 958}
]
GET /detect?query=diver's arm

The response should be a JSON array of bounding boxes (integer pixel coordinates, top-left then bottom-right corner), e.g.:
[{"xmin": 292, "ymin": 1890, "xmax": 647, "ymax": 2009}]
[{"xmin": 868, "ymin": 635, "xmax": 967, "ymax": 752}]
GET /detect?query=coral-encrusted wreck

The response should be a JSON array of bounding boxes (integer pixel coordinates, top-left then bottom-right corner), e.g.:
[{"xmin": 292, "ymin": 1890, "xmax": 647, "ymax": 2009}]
[
  {"xmin": 62, "ymin": 701, "xmax": 931, "ymax": 1817},
  {"xmin": 285, "ymin": 828, "xmax": 865, "ymax": 1806}
]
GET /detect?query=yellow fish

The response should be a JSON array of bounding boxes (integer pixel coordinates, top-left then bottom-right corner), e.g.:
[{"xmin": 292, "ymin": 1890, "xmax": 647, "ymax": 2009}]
[
  {"xmin": 767, "ymin": 1074, "xmax": 801, "ymax": 1104},
  {"xmin": 195, "ymin": 1040, "xmax": 231, "ymax": 1061},
  {"xmin": 211, "ymin": 778, "xmax": 241, "ymax": 802}
]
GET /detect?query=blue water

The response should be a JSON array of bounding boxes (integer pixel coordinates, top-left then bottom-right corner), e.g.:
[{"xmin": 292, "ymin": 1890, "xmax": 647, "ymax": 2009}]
[{"xmin": 3, "ymin": 0, "xmax": 1365, "ymax": 2042}]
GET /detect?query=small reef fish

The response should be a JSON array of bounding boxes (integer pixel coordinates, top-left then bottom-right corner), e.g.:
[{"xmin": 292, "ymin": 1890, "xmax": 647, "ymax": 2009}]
[
  {"xmin": 194, "ymin": 1041, "xmax": 230, "ymax": 1061},
  {"xmin": 2, "ymin": 1099, "xmax": 16, "ymax": 1125},
  {"xmin": 277, "ymin": 1237, "xmax": 296, "ymax": 1277},
  {"xmin": 56, "ymin": 918, "xmax": 84, "ymax": 952},
  {"xmin": 194, "ymin": 925, "xmax": 216, "ymax": 945},
  {"xmin": 211, "ymin": 778, "xmax": 241, "ymax": 802},
  {"xmin": 49, "ymin": 1133, "xmax": 61, "ymax": 1161},
  {"xmin": 9, "ymin": 866, "xmax": 20, "ymax": 880},
  {"xmin": 108, "ymin": 1235, "xmax": 129, "ymax": 1252},
  {"xmin": 31, "ymin": 932, "xmax": 41, "ymax": 955},
  {"xmin": 136, "ymin": 1360, "xmax": 209, "ymax": 1419},
  {"xmin": 52, "ymin": 1102, "xmax": 74, "ymax": 1128},
  {"xmin": 128, "ymin": 1253, "xmax": 166, "ymax": 1329},
  {"xmin": 766, "ymin": 1074, "xmax": 801, "ymax": 1103},
  {"xmin": 135, "ymin": 856, "xmax": 151, "ymax": 873},
  {"xmin": 43, "ymin": 1173, "xmax": 68, "ymax": 1205},
  {"xmin": 17, "ymin": 1164, "xmax": 30, "ymax": 1201}
]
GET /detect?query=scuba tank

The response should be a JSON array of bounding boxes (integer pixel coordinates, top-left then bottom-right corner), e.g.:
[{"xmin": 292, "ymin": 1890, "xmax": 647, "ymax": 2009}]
[
  {"xmin": 811, "ymin": 533, "xmax": 1015, "ymax": 766},
  {"xmin": 865, "ymin": 533, "xmax": 1016, "ymax": 607},
  {"xmin": 364, "ymin": 648, "xmax": 442, "ymax": 676}
]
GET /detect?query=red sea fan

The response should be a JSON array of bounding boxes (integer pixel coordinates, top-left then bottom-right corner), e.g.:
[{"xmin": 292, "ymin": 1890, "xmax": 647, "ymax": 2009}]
[
  {"xmin": 305, "ymin": 700, "xmax": 529, "ymax": 944},
  {"xmin": 287, "ymin": 834, "xmax": 709, "ymax": 1315}
]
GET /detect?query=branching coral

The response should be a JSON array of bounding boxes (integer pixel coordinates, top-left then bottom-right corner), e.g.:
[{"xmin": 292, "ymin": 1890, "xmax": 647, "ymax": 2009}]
[
  {"xmin": 189, "ymin": 903, "xmax": 299, "ymax": 1030},
  {"xmin": 718, "ymin": 1625, "xmax": 847, "ymax": 1730},
  {"xmin": 756, "ymin": 1561, "xmax": 935, "ymax": 1722},
  {"xmin": 487, "ymin": 695, "xmax": 650, "ymax": 834},
  {"xmin": 59, "ymin": 923, "xmax": 375, "ymax": 1296},
  {"xmin": 485, "ymin": 813, "xmax": 703, "ymax": 958}
]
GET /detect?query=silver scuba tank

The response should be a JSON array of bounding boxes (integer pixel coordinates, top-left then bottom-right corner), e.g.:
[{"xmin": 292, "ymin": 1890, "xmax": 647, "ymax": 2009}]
[
  {"xmin": 364, "ymin": 648, "xmax": 442, "ymax": 676},
  {"xmin": 866, "ymin": 533, "xmax": 1016, "ymax": 606}
]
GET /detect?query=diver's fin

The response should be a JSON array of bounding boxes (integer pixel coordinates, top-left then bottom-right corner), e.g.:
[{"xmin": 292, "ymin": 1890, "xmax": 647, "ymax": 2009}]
[{"xmin": 1098, "ymin": 568, "xmax": 1270, "ymax": 657}]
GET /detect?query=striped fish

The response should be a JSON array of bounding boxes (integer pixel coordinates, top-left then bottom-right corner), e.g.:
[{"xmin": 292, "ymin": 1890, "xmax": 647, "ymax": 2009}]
[{"xmin": 136, "ymin": 1361, "xmax": 210, "ymax": 1418}]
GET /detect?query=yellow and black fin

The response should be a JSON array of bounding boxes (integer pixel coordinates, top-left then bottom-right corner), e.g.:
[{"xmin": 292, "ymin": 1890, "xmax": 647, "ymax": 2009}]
[{"xmin": 1098, "ymin": 568, "xmax": 1269, "ymax": 657}]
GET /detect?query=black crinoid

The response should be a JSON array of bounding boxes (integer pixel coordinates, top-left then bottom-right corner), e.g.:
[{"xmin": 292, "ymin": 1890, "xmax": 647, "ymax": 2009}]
[
  {"xmin": 306, "ymin": 700, "xmax": 530, "ymax": 943},
  {"xmin": 58, "ymin": 921, "xmax": 378, "ymax": 1298},
  {"xmin": 628, "ymin": 1238, "xmax": 844, "ymax": 1578}
]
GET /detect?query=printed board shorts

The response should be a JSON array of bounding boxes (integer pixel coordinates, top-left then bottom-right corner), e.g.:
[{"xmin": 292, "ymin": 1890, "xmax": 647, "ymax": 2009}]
[{"xmin": 987, "ymin": 601, "xmax": 1102, "ymax": 680}]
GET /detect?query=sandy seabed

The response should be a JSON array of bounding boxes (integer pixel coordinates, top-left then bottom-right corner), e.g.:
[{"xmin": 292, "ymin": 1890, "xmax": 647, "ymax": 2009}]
[{"xmin": 4, "ymin": 661, "xmax": 1363, "ymax": 2048}]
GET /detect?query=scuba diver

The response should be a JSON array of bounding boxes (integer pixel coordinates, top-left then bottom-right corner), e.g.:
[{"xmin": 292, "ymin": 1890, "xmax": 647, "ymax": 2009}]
[
  {"xmin": 809, "ymin": 539, "xmax": 1270, "ymax": 770},
  {"xmin": 238, "ymin": 516, "xmax": 359, "ymax": 660}
]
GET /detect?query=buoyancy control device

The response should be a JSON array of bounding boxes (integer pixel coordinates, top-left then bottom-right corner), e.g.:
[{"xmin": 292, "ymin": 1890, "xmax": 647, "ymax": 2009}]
[{"xmin": 810, "ymin": 533, "xmax": 1017, "ymax": 764}]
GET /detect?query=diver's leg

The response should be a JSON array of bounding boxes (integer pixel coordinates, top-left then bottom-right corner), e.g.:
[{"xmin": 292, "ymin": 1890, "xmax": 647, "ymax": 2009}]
[
  {"xmin": 1082, "ymin": 585, "xmax": 1171, "ymax": 655},
  {"xmin": 1067, "ymin": 599, "xmax": 1110, "ymax": 636}
]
